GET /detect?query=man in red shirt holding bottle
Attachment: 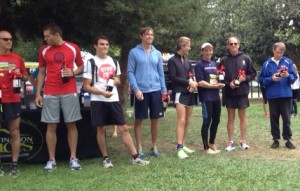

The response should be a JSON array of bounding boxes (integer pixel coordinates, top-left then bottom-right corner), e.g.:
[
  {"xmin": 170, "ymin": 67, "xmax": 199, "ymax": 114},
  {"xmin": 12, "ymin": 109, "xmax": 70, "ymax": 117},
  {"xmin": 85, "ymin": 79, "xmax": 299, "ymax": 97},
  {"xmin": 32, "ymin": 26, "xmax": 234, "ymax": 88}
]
[
  {"xmin": 35, "ymin": 24, "xmax": 84, "ymax": 171},
  {"xmin": 0, "ymin": 30, "xmax": 28, "ymax": 176}
]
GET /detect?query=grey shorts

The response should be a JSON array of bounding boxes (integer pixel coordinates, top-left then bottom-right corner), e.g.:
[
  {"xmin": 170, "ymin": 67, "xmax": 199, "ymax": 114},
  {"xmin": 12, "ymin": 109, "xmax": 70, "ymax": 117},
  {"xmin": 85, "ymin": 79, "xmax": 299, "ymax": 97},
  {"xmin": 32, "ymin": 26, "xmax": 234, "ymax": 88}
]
[{"xmin": 41, "ymin": 93, "xmax": 82, "ymax": 123}]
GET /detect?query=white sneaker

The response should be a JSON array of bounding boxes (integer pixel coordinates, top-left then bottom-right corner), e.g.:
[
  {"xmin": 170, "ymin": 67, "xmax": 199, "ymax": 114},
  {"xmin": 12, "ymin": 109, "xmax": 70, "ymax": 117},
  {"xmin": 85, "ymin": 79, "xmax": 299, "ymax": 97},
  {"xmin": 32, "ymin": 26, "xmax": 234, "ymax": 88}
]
[
  {"xmin": 183, "ymin": 146, "xmax": 195, "ymax": 154},
  {"xmin": 225, "ymin": 141, "xmax": 235, "ymax": 151},
  {"xmin": 70, "ymin": 158, "xmax": 81, "ymax": 170},
  {"xmin": 177, "ymin": 149, "xmax": 189, "ymax": 159},
  {"xmin": 103, "ymin": 158, "xmax": 114, "ymax": 168},
  {"xmin": 44, "ymin": 160, "xmax": 57, "ymax": 171},
  {"xmin": 240, "ymin": 140, "xmax": 250, "ymax": 149},
  {"xmin": 132, "ymin": 157, "xmax": 150, "ymax": 165}
]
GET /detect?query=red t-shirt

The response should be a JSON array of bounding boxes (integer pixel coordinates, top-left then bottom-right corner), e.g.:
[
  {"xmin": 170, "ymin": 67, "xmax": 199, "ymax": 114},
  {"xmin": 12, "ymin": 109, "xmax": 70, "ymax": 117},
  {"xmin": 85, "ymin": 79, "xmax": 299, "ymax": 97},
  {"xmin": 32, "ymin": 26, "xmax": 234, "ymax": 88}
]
[
  {"xmin": 38, "ymin": 42, "xmax": 83, "ymax": 94},
  {"xmin": 0, "ymin": 52, "xmax": 27, "ymax": 103}
]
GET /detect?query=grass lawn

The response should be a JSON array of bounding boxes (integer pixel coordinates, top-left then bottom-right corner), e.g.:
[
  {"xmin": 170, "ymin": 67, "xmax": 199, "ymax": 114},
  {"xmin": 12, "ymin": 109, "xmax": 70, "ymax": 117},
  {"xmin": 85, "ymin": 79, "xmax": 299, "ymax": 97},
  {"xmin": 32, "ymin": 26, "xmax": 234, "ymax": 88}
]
[{"xmin": 1, "ymin": 101, "xmax": 300, "ymax": 191}]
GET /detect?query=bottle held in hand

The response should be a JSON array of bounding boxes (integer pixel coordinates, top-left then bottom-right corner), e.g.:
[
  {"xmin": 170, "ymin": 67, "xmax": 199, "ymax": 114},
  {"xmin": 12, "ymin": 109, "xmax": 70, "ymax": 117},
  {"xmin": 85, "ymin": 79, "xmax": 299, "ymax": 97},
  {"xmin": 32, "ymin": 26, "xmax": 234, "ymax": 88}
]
[
  {"xmin": 61, "ymin": 62, "xmax": 69, "ymax": 83},
  {"xmin": 234, "ymin": 69, "xmax": 245, "ymax": 87},
  {"xmin": 217, "ymin": 65, "xmax": 225, "ymax": 83},
  {"xmin": 106, "ymin": 76, "xmax": 114, "ymax": 92},
  {"xmin": 188, "ymin": 71, "xmax": 196, "ymax": 92},
  {"xmin": 13, "ymin": 72, "xmax": 22, "ymax": 93},
  {"xmin": 276, "ymin": 65, "xmax": 288, "ymax": 77},
  {"xmin": 13, "ymin": 78, "xmax": 21, "ymax": 93},
  {"xmin": 162, "ymin": 93, "xmax": 169, "ymax": 111}
]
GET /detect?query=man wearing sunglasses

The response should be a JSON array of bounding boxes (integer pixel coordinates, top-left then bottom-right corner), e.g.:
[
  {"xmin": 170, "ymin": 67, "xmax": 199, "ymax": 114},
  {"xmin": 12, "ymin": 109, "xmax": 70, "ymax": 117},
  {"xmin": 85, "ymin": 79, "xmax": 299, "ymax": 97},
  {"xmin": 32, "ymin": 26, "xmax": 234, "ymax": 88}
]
[
  {"xmin": 0, "ymin": 30, "xmax": 28, "ymax": 176},
  {"xmin": 220, "ymin": 36, "xmax": 256, "ymax": 152}
]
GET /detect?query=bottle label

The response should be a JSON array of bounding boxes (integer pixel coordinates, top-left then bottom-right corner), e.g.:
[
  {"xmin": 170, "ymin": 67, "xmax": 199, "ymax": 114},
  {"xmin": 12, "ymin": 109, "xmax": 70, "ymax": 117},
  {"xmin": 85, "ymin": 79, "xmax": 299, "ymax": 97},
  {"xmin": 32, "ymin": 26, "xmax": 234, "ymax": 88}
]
[
  {"xmin": 209, "ymin": 74, "xmax": 218, "ymax": 85},
  {"xmin": 106, "ymin": 78, "xmax": 114, "ymax": 92},
  {"xmin": 218, "ymin": 74, "xmax": 224, "ymax": 81}
]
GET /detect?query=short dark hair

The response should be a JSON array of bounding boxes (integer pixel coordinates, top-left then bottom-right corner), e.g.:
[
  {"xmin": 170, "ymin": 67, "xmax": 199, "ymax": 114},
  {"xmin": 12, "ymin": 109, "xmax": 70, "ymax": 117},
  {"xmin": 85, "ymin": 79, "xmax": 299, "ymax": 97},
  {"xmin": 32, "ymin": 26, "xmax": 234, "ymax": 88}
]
[
  {"xmin": 43, "ymin": 23, "xmax": 63, "ymax": 36},
  {"xmin": 93, "ymin": 35, "xmax": 109, "ymax": 45}
]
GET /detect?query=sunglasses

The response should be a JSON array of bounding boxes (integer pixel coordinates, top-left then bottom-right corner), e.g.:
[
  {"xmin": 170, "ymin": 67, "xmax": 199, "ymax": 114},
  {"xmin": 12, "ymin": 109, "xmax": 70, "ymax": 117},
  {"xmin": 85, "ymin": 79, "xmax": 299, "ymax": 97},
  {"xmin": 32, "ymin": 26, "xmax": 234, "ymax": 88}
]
[
  {"xmin": 0, "ymin": 38, "xmax": 13, "ymax": 42},
  {"xmin": 229, "ymin": 43, "xmax": 238, "ymax": 46}
]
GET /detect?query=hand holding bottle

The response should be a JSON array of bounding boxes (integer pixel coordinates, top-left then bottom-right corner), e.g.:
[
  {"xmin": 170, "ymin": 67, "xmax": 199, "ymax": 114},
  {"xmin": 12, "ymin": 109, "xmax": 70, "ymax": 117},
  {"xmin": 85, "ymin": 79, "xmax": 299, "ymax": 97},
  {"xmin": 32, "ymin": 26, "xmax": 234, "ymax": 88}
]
[
  {"xmin": 162, "ymin": 93, "xmax": 169, "ymax": 111},
  {"xmin": 106, "ymin": 75, "xmax": 115, "ymax": 92}
]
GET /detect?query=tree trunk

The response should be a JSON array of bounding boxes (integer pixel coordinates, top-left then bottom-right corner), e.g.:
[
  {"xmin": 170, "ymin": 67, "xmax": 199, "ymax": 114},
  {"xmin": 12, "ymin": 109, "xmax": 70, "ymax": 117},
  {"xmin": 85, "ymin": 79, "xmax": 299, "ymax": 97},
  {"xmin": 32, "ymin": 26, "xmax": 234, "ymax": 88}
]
[{"xmin": 117, "ymin": 46, "xmax": 130, "ymax": 116}]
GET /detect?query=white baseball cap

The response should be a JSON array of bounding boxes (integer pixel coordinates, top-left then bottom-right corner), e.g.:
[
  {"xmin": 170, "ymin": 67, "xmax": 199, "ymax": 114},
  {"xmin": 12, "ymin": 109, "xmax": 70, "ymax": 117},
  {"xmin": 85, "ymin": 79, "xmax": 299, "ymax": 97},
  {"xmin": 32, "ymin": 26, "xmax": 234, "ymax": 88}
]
[{"xmin": 201, "ymin": 42, "xmax": 213, "ymax": 50}]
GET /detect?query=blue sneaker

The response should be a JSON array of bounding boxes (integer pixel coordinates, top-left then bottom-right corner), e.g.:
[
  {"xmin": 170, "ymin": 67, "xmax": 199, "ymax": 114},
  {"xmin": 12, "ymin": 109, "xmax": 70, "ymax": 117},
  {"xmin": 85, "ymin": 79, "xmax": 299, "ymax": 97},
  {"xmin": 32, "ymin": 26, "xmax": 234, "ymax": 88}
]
[
  {"xmin": 150, "ymin": 147, "xmax": 160, "ymax": 158},
  {"xmin": 138, "ymin": 152, "xmax": 147, "ymax": 159}
]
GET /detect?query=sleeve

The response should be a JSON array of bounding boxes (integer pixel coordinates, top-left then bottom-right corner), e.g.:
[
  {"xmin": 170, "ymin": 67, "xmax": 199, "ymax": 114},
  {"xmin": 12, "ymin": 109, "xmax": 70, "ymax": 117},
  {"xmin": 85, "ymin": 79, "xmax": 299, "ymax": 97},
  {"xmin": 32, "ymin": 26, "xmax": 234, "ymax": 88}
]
[
  {"xmin": 157, "ymin": 52, "xmax": 167, "ymax": 93},
  {"xmin": 287, "ymin": 59, "xmax": 297, "ymax": 84},
  {"xmin": 168, "ymin": 58, "xmax": 189, "ymax": 86},
  {"xmin": 74, "ymin": 45, "xmax": 84, "ymax": 67},
  {"xmin": 82, "ymin": 59, "xmax": 92, "ymax": 80},
  {"xmin": 259, "ymin": 61, "xmax": 273, "ymax": 87},
  {"xmin": 38, "ymin": 46, "xmax": 46, "ymax": 68},
  {"xmin": 245, "ymin": 56, "xmax": 257, "ymax": 82},
  {"xmin": 195, "ymin": 61, "xmax": 204, "ymax": 82},
  {"xmin": 127, "ymin": 50, "xmax": 139, "ymax": 93},
  {"xmin": 116, "ymin": 60, "xmax": 121, "ymax": 76},
  {"xmin": 19, "ymin": 57, "xmax": 28, "ymax": 75}
]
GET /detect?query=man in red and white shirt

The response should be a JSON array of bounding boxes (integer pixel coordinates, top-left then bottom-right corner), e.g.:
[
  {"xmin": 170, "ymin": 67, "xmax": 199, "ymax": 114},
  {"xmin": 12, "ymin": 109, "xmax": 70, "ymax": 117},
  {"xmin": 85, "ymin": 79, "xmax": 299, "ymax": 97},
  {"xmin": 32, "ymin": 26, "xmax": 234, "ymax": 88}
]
[
  {"xmin": 0, "ymin": 30, "xmax": 28, "ymax": 176},
  {"xmin": 35, "ymin": 24, "xmax": 83, "ymax": 171}
]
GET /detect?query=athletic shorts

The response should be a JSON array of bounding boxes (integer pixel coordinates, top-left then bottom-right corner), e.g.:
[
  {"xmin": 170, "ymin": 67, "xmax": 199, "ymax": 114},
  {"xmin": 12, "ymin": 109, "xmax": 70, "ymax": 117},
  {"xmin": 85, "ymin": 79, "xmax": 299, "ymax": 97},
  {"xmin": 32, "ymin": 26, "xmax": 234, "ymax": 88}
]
[
  {"xmin": 134, "ymin": 90, "xmax": 164, "ymax": 119},
  {"xmin": 223, "ymin": 95, "xmax": 249, "ymax": 109},
  {"xmin": 174, "ymin": 92, "xmax": 197, "ymax": 107},
  {"xmin": 90, "ymin": 101, "xmax": 125, "ymax": 127},
  {"xmin": 41, "ymin": 93, "xmax": 82, "ymax": 123},
  {"xmin": 2, "ymin": 102, "xmax": 21, "ymax": 121}
]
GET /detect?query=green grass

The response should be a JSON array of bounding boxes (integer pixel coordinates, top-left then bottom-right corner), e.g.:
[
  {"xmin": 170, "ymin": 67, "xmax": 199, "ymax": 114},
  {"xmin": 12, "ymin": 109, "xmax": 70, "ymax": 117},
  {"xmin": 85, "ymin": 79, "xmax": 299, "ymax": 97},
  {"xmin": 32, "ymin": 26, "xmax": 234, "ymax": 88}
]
[{"xmin": 2, "ymin": 102, "xmax": 300, "ymax": 191}]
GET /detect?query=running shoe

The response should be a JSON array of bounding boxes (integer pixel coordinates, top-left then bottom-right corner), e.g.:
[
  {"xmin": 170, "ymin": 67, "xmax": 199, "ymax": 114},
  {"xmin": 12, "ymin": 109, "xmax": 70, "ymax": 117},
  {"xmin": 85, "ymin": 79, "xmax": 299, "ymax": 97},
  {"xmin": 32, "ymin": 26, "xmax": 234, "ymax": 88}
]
[
  {"xmin": 103, "ymin": 158, "xmax": 114, "ymax": 168},
  {"xmin": 177, "ymin": 149, "xmax": 189, "ymax": 159},
  {"xmin": 138, "ymin": 152, "xmax": 147, "ymax": 159},
  {"xmin": 183, "ymin": 146, "xmax": 195, "ymax": 154},
  {"xmin": 132, "ymin": 157, "xmax": 150, "ymax": 165},
  {"xmin": 270, "ymin": 140, "xmax": 279, "ymax": 149},
  {"xmin": 9, "ymin": 162, "xmax": 18, "ymax": 176},
  {"xmin": 150, "ymin": 147, "xmax": 160, "ymax": 158},
  {"xmin": 239, "ymin": 140, "xmax": 250, "ymax": 149},
  {"xmin": 44, "ymin": 160, "xmax": 57, "ymax": 171},
  {"xmin": 285, "ymin": 140, "xmax": 296, "ymax": 149},
  {"xmin": 206, "ymin": 148, "xmax": 220, "ymax": 154},
  {"xmin": 70, "ymin": 158, "xmax": 81, "ymax": 170},
  {"xmin": 225, "ymin": 141, "xmax": 235, "ymax": 151}
]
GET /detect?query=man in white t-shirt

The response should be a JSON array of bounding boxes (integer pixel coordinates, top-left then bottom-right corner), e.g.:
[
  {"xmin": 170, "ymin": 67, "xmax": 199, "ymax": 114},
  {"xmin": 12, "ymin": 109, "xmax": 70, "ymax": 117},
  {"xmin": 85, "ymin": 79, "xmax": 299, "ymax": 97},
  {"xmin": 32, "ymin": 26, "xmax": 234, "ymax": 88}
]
[{"xmin": 82, "ymin": 35, "xmax": 149, "ymax": 168}]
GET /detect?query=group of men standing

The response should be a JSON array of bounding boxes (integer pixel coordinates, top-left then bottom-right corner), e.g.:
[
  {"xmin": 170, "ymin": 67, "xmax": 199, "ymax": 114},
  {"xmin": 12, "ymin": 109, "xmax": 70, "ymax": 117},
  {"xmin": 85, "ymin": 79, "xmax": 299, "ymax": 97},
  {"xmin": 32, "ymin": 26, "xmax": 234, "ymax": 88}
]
[{"xmin": 0, "ymin": 24, "xmax": 298, "ymax": 177}]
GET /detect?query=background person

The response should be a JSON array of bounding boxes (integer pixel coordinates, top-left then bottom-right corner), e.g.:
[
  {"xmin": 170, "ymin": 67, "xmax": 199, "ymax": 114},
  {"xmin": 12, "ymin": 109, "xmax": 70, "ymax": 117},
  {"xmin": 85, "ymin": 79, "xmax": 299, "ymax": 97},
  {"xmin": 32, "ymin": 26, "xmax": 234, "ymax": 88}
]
[
  {"xmin": 0, "ymin": 30, "xmax": 28, "ymax": 176},
  {"xmin": 127, "ymin": 26, "xmax": 167, "ymax": 158},
  {"xmin": 220, "ymin": 36, "xmax": 256, "ymax": 151},
  {"xmin": 167, "ymin": 36, "xmax": 197, "ymax": 159},
  {"xmin": 83, "ymin": 35, "xmax": 149, "ymax": 167},
  {"xmin": 28, "ymin": 67, "xmax": 39, "ymax": 94},
  {"xmin": 195, "ymin": 42, "xmax": 224, "ymax": 154},
  {"xmin": 260, "ymin": 85, "xmax": 269, "ymax": 118},
  {"xmin": 35, "ymin": 23, "xmax": 84, "ymax": 171},
  {"xmin": 259, "ymin": 42, "xmax": 297, "ymax": 149},
  {"xmin": 291, "ymin": 64, "xmax": 299, "ymax": 117}
]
